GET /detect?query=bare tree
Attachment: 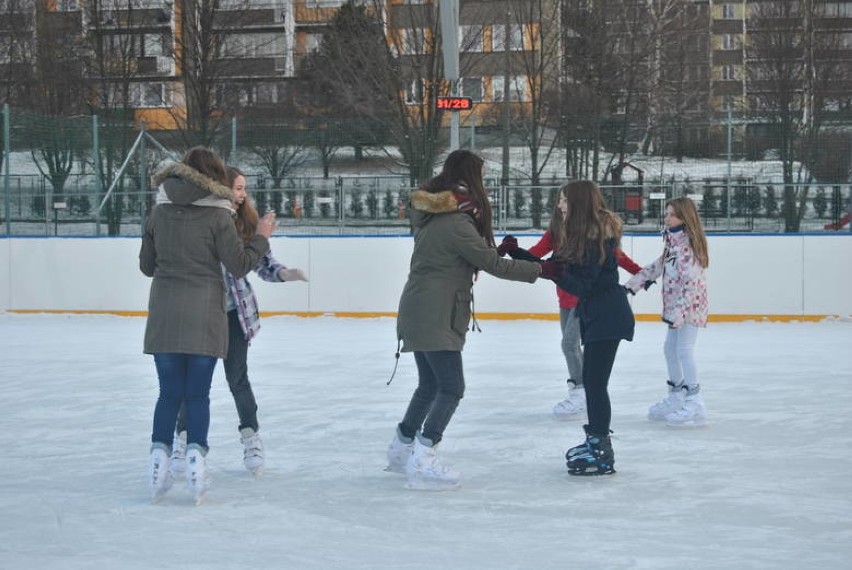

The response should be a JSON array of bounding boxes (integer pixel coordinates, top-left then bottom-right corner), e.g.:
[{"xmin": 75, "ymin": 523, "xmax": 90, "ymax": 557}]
[
  {"xmin": 502, "ymin": 0, "xmax": 562, "ymax": 187},
  {"xmin": 23, "ymin": 1, "xmax": 88, "ymax": 207},
  {"xmin": 80, "ymin": 0, "xmax": 153, "ymax": 235},
  {"xmin": 559, "ymin": 0, "xmax": 655, "ymax": 182},
  {"xmin": 747, "ymin": 0, "xmax": 846, "ymax": 231},
  {"xmin": 643, "ymin": 0, "xmax": 710, "ymax": 161},
  {"xmin": 0, "ymin": 0, "xmax": 35, "ymax": 171}
]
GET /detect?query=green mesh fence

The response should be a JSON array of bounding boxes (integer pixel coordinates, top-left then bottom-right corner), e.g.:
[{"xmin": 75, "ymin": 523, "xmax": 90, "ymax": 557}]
[{"xmin": 1, "ymin": 107, "xmax": 850, "ymax": 236}]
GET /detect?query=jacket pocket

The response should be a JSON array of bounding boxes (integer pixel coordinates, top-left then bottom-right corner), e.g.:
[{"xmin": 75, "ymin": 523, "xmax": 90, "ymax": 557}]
[{"xmin": 451, "ymin": 290, "xmax": 472, "ymax": 335}]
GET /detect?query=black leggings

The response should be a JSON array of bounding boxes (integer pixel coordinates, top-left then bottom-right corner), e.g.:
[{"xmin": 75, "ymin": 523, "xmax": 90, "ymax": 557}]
[{"xmin": 583, "ymin": 340, "xmax": 621, "ymax": 435}]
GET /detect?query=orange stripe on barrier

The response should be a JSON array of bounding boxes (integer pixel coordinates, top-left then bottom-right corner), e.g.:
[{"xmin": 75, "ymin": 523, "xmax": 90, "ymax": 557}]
[{"xmin": 4, "ymin": 310, "xmax": 839, "ymax": 323}]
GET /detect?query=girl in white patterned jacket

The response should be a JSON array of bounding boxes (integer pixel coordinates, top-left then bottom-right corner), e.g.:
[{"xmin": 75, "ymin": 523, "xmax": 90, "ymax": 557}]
[{"xmin": 626, "ymin": 197, "xmax": 709, "ymax": 427}]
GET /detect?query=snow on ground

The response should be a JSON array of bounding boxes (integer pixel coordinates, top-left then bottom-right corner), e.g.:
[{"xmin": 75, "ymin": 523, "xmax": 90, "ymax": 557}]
[{"xmin": 0, "ymin": 314, "xmax": 850, "ymax": 569}]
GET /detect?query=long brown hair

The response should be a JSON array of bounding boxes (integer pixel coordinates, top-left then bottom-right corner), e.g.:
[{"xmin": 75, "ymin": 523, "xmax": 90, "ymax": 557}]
[
  {"xmin": 554, "ymin": 180, "xmax": 622, "ymax": 266},
  {"xmin": 229, "ymin": 167, "xmax": 259, "ymax": 242},
  {"xmin": 182, "ymin": 146, "xmax": 228, "ymax": 185},
  {"xmin": 422, "ymin": 149, "xmax": 494, "ymax": 246},
  {"xmin": 667, "ymin": 197, "xmax": 709, "ymax": 268}
]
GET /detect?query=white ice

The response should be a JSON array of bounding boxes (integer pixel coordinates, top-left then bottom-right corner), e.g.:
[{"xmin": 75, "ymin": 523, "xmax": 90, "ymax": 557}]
[{"xmin": 1, "ymin": 314, "xmax": 850, "ymax": 569}]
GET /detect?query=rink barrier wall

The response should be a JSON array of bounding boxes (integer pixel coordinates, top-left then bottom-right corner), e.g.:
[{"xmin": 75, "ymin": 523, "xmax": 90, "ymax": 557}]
[{"xmin": 1, "ymin": 234, "xmax": 850, "ymax": 320}]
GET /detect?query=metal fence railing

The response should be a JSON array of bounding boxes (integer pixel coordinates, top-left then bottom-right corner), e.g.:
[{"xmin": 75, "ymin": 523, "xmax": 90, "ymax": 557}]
[{"xmin": 3, "ymin": 176, "xmax": 849, "ymax": 236}]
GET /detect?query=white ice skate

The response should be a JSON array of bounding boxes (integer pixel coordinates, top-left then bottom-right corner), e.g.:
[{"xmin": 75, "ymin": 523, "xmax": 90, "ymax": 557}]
[
  {"xmin": 552, "ymin": 385, "xmax": 587, "ymax": 420},
  {"xmin": 150, "ymin": 446, "xmax": 173, "ymax": 503},
  {"xmin": 665, "ymin": 394, "xmax": 707, "ymax": 427},
  {"xmin": 404, "ymin": 438, "xmax": 460, "ymax": 491},
  {"xmin": 169, "ymin": 430, "xmax": 187, "ymax": 480},
  {"xmin": 240, "ymin": 427, "xmax": 265, "ymax": 476},
  {"xmin": 648, "ymin": 381, "xmax": 685, "ymax": 421},
  {"xmin": 385, "ymin": 430, "xmax": 414, "ymax": 474},
  {"xmin": 185, "ymin": 446, "xmax": 209, "ymax": 506}
]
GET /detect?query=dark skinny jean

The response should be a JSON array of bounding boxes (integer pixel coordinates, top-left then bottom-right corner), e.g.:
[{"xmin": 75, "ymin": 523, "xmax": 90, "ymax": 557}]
[
  {"xmin": 176, "ymin": 310, "xmax": 259, "ymax": 435},
  {"xmin": 398, "ymin": 350, "xmax": 465, "ymax": 446}
]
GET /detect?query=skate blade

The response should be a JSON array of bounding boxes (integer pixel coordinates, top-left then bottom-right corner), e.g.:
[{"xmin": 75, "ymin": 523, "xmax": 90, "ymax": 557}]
[
  {"xmin": 665, "ymin": 419, "xmax": 707, "ymax": 428},
  {"xmin": 151, "ymin": 489, "xmax": 169, "ymax": 504},
  {"xmin": 567, "ymin": 467, "xmax": 616, "ymax": 477},
  {"xmin": 194, "ymin": 492, "xmax": 207, "ymax": 506},
  {"xmin": 383, "ymin": 465, "xmax": 406, "ymax": 474},
  {"xmin": 404, "ymin": 480, "xmax": 461, "ymax": 491},
  {"xmin": 553, "ymin": 412, "xmax": 585, "ymax": 421}
]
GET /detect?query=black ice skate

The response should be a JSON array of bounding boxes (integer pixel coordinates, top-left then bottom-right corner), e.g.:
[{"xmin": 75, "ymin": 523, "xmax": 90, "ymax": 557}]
[{"xmin": 565, "ymin": 424, "xmax": 615, "ymax": 476}]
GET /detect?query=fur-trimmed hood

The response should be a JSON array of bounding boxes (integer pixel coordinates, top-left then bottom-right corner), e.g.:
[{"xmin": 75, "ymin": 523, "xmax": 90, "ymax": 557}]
[
  {"xmin": 410, "ymin": 188, "xmax": 463, "ymax": 214},
  {"xmin": 409, "ymin": 184, "xmax": 480, "ymax": 230},
  {"xmin": 151, "ymin": 162, "xmax": 233, "ymax": 207}
]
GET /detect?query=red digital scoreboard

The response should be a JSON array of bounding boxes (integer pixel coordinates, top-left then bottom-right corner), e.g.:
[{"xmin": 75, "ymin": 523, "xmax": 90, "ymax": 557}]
[{"xmin": 436, "ymin": 96, "xmax": 473, "ymax": 111}]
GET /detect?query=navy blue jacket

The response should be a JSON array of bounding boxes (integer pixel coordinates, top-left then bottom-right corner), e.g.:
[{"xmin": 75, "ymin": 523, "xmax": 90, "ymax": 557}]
[{"xmin": 512, "ymin": 239, "xmax": 634, "ymax": 344}]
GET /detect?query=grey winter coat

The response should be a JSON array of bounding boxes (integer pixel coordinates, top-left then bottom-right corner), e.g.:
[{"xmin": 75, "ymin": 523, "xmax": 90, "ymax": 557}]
[
  {"xmin": 140, "ymin": 162, "xmax": 270, "ymax": 358},
  {"xmin": 396, "ymin": 187, "xmax": 541, "ymax": 352}
]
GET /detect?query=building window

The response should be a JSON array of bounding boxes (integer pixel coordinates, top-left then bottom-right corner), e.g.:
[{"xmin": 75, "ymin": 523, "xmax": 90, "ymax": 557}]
[
  {"xmin": 398, "ymin": 28, "xmax": 428, "ymax": 55},
  {"xmin": 143, "ymin": 34, "xmax": 165, "ymax": 57},
  {"xmin": 492, "ymin": 76, "xmax": 528, "ymax": 102},
  {"xmin": 222, "ymin": 33, "xmax": 286, "ymax": 58},
  {"xmin": 305, "ymin": 33, "xmax": 322, "ymax": 54},
  {"xmin": 139, "ymin": 83, "xmax": 167, "ymax": 107},
  {"xmin": 405, "ymin": 80, "xmax": 425, "ymax": 104},
  {"xmin": 461, "ymin": 77, "xmax": 483, "ymax": 101},
  {"xmin": 461, "ymin": 25, "xmax": 483, "ymax": 52},
  {"xmin": 58, "ymin": 0, "xmax": 79, "ymax": 10},
  {"xmin": 721, "ymin": 4, "xmax": 736, "ymax": 19},
  {"xmin": 720, "ymin": 34, "xmax": 739, "ymax": 50},
  {"xmin": 721, "ymin": 65, "xmax": 738, "ymax": 80},
  {"xmin": 492, "ymin": 24, "xmax": 523, "ymax": 52}
]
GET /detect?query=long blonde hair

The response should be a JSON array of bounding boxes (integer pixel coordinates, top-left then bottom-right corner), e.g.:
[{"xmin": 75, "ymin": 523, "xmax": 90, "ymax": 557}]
[
  {"xmin": 667, "ymin": 197, "xmax": 709, "ymax": 268},
  {"xmin": 555, "ymin": 180, "xmax": 622, "ymax": 265},
  {"xmin": 229, "ymin": 167, "xmax": 259, "ymax": 242}
]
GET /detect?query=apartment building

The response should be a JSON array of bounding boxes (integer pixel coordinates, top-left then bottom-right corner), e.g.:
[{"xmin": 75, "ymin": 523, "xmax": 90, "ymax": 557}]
[{"xmin": 2, "ymin": 0, "xmax": 847, "ymax": 158}]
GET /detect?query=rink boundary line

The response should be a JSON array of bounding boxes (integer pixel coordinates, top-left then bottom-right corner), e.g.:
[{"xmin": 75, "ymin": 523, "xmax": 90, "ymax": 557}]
[{"xmin": 4, "ymin": 309, "xmax": 838, "ymax": 322}]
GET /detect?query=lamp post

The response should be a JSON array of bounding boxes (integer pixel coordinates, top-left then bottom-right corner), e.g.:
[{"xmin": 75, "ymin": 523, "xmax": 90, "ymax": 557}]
[{"xmin": 439, "ymin": 0, "xmax": 460, "ymax": 151}]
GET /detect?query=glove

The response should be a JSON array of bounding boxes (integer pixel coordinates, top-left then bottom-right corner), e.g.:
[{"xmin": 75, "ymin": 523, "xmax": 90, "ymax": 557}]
[
  {"xmin": 642, "ymin": 279, "xmax": 656, "ymax": 291},
  {"xmin": 623, "ymin": 285, "xmax": 635, "ymax": 296},
  {"xmin": 278, "ymin": 268, "xmax": 308, "ymax": 282},
  {"xmin": 496, "ymin": 235, "xmax": 519, "ymax": 257},
  {"xmin": 538, "ymin": 260, "xmax": 565, "ymax": 281}
]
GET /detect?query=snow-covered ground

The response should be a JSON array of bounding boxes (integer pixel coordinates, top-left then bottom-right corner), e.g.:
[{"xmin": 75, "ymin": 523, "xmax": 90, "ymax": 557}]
[{"xmin": 1, "ymin": 313, "xmax": 850, "ymax": 569}]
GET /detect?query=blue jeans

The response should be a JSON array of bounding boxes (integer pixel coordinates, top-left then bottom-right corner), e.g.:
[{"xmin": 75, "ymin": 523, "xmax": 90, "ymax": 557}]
[
  {"xmin": 152, "ymin": 353, "xmax": 217, "ymax": 450},
  {"xmin": 398, "ymin": 351, "xmax": 465, "ymax": 445},
  {"xmin": 176, "ymin": 310, "xmax": 258, "ymax": 434}
]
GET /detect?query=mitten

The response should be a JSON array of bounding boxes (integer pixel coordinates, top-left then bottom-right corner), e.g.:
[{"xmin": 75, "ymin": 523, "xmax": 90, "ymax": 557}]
[
  {"xmin": 538, "ymin": 260, "xmax": 565, "ymax": 280},
  {"xmin": 278, "ymin": 268, "xmax": 308, "ymax": 282},
  {"xmin": 496, "ymin": 235, "xmax": 519, "ymax": 257}
]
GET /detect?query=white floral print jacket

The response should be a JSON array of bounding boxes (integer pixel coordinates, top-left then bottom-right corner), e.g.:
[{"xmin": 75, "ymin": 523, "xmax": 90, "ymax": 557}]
[{"xmin": 626, "ymin": 226, "xmax": 708, "ymax": 328}]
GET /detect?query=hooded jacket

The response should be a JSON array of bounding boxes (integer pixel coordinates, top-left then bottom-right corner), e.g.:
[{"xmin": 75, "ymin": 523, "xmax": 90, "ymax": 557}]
[
  {"xmin": 396, "ymin": 185, "xmax": 541, "ymax": 352},
  {"xmin": 626, "ymin": 225, "xmax": 708, "ymax": 328},
  {"xmin": 140, "ymin": 162, "xmax": 270, "ymax": 358}
]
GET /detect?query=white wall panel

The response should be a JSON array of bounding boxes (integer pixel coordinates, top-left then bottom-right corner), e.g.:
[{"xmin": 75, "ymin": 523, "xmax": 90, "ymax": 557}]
[{"xmin": 2, "ymin": 234, "xmax": 850, "ymax": 318}]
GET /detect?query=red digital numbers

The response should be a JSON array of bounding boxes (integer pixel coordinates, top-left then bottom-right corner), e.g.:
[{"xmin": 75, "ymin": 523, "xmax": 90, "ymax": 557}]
[{"xmin": 436, "ymin": 97, "xmax": 473, "ymax": 111}]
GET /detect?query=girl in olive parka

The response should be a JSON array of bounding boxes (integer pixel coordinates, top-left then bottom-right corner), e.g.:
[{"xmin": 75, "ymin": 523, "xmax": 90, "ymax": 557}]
[{"xmin": 387, "ymin": 150, "xmax": 561, "ymax": 490}]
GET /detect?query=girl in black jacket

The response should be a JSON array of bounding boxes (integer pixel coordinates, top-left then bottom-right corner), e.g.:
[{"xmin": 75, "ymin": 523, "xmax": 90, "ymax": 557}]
[{"xmin": 503, "ymin": 180, "xmax": 634, "ymax": 476}]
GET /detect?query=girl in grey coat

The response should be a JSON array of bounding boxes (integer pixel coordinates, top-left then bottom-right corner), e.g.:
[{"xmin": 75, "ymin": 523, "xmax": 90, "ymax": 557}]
[
  {"xmin": 386, "ymin": 149, "xmax": 562, "ymax": 490},
  {"xmin": 140, "ymin": 147, "xmax": 275, "ymax": 503}
]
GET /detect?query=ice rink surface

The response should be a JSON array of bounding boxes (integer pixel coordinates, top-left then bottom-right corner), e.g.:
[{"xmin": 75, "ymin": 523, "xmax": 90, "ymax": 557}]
[{"xmin": 1, "ymin": 313, "xmax": 850, "ymax": 569}]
